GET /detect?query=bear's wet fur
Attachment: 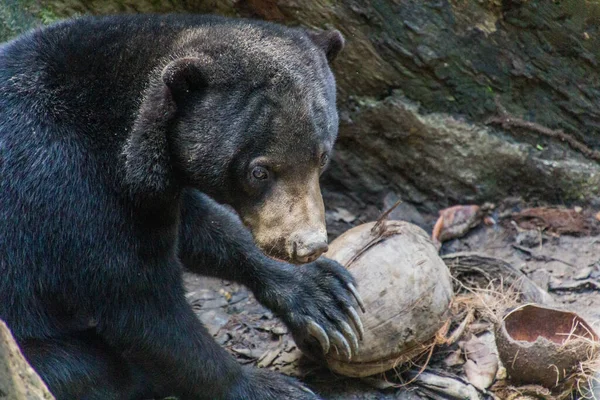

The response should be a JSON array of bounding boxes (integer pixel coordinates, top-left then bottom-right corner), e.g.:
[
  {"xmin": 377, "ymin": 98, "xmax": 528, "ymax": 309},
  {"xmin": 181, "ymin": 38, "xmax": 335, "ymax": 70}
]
[{"xmin": 0, "ymin": 14, "xmax": 363, "ymax": 400}]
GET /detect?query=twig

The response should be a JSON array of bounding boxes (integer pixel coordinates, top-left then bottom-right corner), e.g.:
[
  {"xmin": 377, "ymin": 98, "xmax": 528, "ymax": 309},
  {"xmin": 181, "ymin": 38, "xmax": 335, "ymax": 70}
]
[
  {"xmin": 485, "ymin": 97, "xmax": 600, "ymax": 163},
  {"xmin": 371, "ymin": 199, "xmax": 402, "ymax": 235},
  {"xmin": 548, "ymin": 279, "xmax": 600, "ymax": 293},
  {"xmin": 511, "ymin": 244, "xmax": 577, "ymax": 268},
  {"xmin": 444, "ymin": 309, "xmax": 476, "ymax": 345},
  {"xmin": 442, "ymin": 252, "xmax": 555, "ymax": 305},
  {"xmin": 505, "ymin": 384, "xmax": 557, "ymax": 400}
]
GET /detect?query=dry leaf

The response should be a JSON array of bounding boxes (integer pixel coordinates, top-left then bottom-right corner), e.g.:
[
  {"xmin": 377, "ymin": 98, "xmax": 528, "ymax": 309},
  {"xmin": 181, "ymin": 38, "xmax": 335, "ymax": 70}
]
[
  {"xmin": 444, "ymin": 349, "xmax": 465, "ymax": 367},
  {"xmin": 257, "ymin": 347, "xmax": 283, "ymax": 368},
  {"xmin": 432, "ymin": 205, "xmax": 485, "ymax": 245},
  {"xmin": 512, "ymin": 207, "xmax": 589, "ymax": 235},
  {"xmin": 460, "ymin": 332, "xmax": 499, "ymax": 391},
  {"xmin": 232, "ymin": 347, "xmax": 262, "ymax": 359}
]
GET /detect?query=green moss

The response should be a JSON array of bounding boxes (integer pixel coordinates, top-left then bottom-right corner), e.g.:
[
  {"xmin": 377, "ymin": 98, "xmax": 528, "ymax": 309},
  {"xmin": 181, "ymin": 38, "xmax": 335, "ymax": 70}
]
[
  {"xmin": 0, "ymin": 0, "xmax": 41, "ymax": 42},
  {"xmin": 37, "ymin": 5, "xmax": 62, "ymax": 25}
]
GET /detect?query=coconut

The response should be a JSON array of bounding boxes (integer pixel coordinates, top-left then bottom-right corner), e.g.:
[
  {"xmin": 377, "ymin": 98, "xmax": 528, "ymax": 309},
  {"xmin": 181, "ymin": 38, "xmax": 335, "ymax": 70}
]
[
  {"xmin": 323, "ymin": 220, "xmax": 454, "ymax": 377},
  {"xmin": 496, "ymin": 304, "xmax": 599, "ymax": 389}
]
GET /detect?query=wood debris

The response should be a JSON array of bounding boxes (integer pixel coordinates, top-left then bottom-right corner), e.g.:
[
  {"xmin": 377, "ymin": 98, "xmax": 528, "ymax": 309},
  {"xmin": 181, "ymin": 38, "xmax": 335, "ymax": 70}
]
[{"xmin": 511, "ymin": 207, "xmax": 590, "ymax": 236}]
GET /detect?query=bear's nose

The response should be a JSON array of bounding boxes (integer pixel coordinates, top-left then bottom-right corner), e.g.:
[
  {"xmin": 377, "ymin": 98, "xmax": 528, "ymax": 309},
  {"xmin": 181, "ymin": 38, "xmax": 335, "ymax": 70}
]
[{"xmin": 291, "ymin": 238, "xmax": 329, "ymax": 264}]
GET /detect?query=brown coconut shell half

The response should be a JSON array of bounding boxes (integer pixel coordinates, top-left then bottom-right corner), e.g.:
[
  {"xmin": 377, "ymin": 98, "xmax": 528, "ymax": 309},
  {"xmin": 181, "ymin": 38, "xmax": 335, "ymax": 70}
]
[
  {"xmin": 496, "ymin": 304, "xmax": 599, "ymax": 389},
  {"xmin": 323, "ymin": 220, "xmax": 454, "ymax": 377}
]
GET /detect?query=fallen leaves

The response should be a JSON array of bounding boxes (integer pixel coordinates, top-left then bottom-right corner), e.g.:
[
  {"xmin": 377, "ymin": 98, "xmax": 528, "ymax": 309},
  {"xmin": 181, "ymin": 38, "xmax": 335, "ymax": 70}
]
[
  {"xmin": 511, "ymin": 207, "xmax": 589, "ymax": 236},
  {"xmin": 432, "ymin": 205, "xmax": 483, "ymax": 244},
  {"xmin": 431, "ymin": 203, "xmax": 495, "ymax": 249},
  {"xmin": 460, "ymin": 332, "xmax": 499, "ymax": 391}
]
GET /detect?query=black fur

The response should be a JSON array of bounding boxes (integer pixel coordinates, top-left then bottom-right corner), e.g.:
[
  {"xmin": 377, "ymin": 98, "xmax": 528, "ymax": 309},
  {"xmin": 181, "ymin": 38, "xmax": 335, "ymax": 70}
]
[{"xmin": 0, "ymin": 13, "xmax": 357, "ymax": 400}]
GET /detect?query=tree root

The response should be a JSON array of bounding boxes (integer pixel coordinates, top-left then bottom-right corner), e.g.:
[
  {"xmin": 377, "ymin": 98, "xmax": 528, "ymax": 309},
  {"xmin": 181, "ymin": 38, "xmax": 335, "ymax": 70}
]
[{"xmin": 485, "ymin": 97, "xmax": 600, "ymax": 163}]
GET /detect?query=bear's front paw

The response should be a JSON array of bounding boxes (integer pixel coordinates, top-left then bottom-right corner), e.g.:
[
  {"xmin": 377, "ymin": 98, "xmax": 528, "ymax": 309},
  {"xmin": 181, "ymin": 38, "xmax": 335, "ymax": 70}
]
[
  {"xmin": 280, "ymin": 257, "xmax": 365, "ymax": 361},
  {"xmin": 229, "ymin": 366, "xmax": 321, "ymax": 400}
]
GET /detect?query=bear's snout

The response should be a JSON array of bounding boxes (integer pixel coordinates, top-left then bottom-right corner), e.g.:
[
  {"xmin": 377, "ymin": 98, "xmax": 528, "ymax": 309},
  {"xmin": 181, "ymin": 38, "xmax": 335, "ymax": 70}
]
[{"xmin": 289, "ymin": 231, "xmax": 329, "ymax": 264}]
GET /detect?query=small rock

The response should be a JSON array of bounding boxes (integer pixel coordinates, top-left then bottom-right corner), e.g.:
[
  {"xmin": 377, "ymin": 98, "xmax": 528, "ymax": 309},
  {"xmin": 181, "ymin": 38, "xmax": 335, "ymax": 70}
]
[
  {"xmin": 271, "ymin": 326, "xmax": 288, "ymax": 336},
  {"xmin": 574, "ymin": 267, "xmax": 593, "ymax": 280},
  {"xmin": 515, "ymin": 230, "xmax": 541, "ymax": 248},
  {"xmin": 260, "ymin": 311, "xmax": 274, "ymax": 320},
  {"xmin": 529, "ymin": 269, "xmax": 550, "ymax": 290},
  {"xmin": 545, "ymin": 261, "xmax": 569, "ymax": 278},
  {"xmin": 549, "ymin": 276, "xmax": 563, "ymax": 289},
  {"xmin": 215, "ymin": 333, "xmax": 231, "ymax": 345},
  {"xmin": 328, "ymin": 207, "xmax": 357, "ymax": 223},
  {"xmin": 198, "ymin": 309, "xmax": 230, "ymax": 336},
  {"xmin": 185, "ymin": 288, "xmax": 216, "ymax": 300}
]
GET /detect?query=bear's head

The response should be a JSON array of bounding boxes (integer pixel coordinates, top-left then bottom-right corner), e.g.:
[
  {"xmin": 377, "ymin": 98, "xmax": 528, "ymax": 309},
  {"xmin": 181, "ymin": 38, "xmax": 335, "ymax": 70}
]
[{"xmin": 125, "ymin": 21, "xmax": 344, "ymax": 264}]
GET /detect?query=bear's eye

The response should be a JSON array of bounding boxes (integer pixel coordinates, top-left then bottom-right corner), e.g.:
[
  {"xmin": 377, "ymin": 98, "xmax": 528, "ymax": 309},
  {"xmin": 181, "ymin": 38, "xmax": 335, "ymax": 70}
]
[
  {"xmin": 251, "ymin": 166, "xmax": 269, "ymax": 180},
  {"xmin": 320, "ymin": 154, "xmax": 329, "ymax": 168}
]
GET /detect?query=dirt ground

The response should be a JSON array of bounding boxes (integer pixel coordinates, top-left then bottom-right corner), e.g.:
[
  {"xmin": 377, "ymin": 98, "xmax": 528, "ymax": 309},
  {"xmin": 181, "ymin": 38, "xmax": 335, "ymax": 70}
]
[{"xmin": 183, "ymin": 193, "xmax": 600, "ymax": 399}]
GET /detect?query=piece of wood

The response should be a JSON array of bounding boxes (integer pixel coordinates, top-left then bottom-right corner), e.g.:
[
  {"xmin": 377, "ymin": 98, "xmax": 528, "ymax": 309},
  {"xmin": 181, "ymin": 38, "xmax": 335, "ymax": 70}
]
[
  {"xmin": 404, "ymin": 369, "xmax": 491, "ymax": 400},
  {"xmin": 442, "ymin": 252, "xmax": 555, "ymax": 305},
  {"xmin": 0, "ymin": 319, "xmax": 55, "ymax": 400}
]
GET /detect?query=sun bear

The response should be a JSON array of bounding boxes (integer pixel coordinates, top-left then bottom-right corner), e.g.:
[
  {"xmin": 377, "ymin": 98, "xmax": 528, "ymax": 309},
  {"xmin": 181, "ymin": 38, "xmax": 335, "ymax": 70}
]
[{"xmin": 0, "ymin": 13, "xmax": 364, "ymax": 400}]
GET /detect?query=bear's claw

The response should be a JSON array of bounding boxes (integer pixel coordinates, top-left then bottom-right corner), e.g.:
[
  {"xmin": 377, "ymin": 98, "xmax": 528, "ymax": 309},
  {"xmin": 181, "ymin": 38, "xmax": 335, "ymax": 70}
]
[
  {"xmin": 347, "ymin": 283, "xmax": 366, "ymax": 313},
  {"xmin": 346, "ymin": 306, "xmax": 364, "ymax": 341},
  {"xmin": 307, "ymin": 320, "xmax": 330, "ymax": 354}
]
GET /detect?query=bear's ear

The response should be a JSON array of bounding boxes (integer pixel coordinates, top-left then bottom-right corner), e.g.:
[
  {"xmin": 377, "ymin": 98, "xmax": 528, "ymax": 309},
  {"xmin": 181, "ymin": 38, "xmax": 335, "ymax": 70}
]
[
  {"xmin": 306, "ymin": 29, "xmax": 345, "ymax": 63},
  {"xmin": 123, "ymin": 83, "xmax": 177, "ymax": 198},
  {"xmin": 123, "ymin": 57, "xmax": 211, "ymax": 199},
  {"xmin": 161, "ymin": 57, "xmax": 208, "ymax": 98}
]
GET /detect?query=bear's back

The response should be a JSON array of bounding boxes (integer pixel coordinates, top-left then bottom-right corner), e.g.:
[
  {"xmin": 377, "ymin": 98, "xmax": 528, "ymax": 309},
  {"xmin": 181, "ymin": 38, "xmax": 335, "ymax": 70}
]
[{"xmin": 0, "ymin": 15, "xmax": 197, "ymax": 142}]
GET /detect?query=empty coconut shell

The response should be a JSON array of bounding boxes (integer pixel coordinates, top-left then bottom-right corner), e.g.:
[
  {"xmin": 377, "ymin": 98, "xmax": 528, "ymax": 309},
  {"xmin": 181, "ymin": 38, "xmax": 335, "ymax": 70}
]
[
  {"xmin": 496, "ymin": 304, "xmax": 599, "ymax": 389},
  {"xmin": 322, "ymin": 220, "xmax": 454, "ymax": 377}
]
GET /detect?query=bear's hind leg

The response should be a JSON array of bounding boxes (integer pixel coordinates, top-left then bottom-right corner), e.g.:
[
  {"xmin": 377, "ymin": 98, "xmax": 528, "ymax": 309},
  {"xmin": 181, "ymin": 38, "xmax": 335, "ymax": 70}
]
[{"xmin": 19, "ymin": 331, "xmax": 152, "ymax": 400}]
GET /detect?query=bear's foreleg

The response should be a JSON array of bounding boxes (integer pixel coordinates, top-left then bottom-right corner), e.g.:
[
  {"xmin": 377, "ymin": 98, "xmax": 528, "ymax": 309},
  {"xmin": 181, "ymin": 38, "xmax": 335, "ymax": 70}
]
[{"xmin": 178, "ymin": 189, "xmax": 364, "ymax": 361}]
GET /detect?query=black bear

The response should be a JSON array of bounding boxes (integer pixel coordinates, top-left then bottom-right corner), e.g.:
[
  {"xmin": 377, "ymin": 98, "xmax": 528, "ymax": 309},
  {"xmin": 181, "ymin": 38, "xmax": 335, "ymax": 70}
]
[{"xmin": 0, "ymin": 13, "xmax": 364, "ymax": 400}]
